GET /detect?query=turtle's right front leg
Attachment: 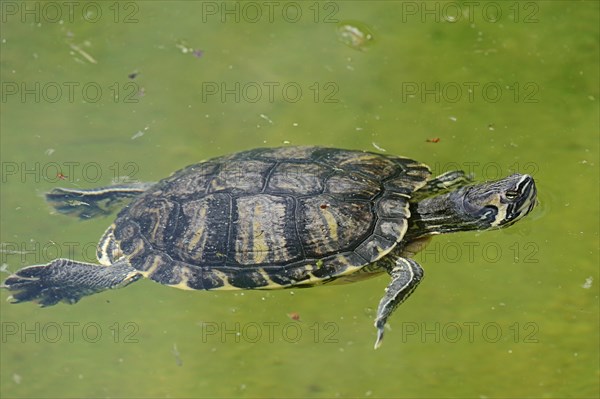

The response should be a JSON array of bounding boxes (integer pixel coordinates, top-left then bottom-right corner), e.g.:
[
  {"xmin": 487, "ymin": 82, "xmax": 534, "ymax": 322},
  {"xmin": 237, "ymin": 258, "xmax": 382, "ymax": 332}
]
[
  {"xmin": 374, "ymin": 256, "xmax": 424, "ymax": 349},
  {"xmin": 2, "ymin": 259, "xmax": 142, "ymax": 306},
  {"xmin": 46, "ymin": 182, "xmax": 154, "ymax": 219}
]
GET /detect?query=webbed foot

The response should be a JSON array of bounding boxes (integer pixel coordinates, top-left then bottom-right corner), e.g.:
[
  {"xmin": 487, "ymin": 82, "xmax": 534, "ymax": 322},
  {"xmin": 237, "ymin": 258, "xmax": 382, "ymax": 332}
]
[
  {"xmin": 2, "ymin": 259, "xmax": 141, "ymax": 306},
  {"xmin": 46, "ymin": 182, "xmax": 153, "ymax": 219},
  {"xmin": 374, "ymin": 257, "xmax": 424, "ymax": 349}
]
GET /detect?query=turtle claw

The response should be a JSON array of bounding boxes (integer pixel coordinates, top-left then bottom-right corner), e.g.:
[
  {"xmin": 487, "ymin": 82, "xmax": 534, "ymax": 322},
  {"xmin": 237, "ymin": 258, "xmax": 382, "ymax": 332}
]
[
  {"xmin": 374, "ymin": 324, "xmax": 385, "ymax": 349},
  {"xmin": 2, "ymin": 264, "xmax": 80, "ymax": 306}
]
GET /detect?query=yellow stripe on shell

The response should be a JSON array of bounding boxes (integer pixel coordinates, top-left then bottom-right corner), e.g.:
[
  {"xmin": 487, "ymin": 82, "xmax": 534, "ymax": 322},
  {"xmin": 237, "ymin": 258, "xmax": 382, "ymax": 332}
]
[
  {"xmin": 139, "ymin": 256, "xmax": 163, "ymax": 278},
  {"xmin": 252, "ymin": 203, "xmax": 268, "ymax": 264},
  {"xmin": 167, "ymin": 269, "xmax": 195, "ymax": 291},
  {"xmin": 320, "ymin": 207, "xmax": 338, "ymax": 241},
  {"xmin": 97, "ymin": 224, "xmax": 116, "ymax": 266},
  {"xmin": 186, "ymin": 206, "xmax": 208, "ymax": 253}
]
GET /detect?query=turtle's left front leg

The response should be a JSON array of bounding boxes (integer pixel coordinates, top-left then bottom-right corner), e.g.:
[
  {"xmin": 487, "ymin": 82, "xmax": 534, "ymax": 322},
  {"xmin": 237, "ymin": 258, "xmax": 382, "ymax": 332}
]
[
  {"xmin": 374, "ymin": 256, "xmax": 424, "ymax": 349},
  {"xmin": 410, "ymin": 170, "xmax": 473, "ymax": 202},
  {"xmin": 2, "ymin": 259, "xmax": 142, "ymax": 306}
]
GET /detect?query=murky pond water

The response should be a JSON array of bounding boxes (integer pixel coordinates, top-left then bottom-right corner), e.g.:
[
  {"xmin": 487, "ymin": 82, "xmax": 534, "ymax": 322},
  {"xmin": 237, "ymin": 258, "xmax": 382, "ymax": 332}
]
[{"xmin": 1, "ymin": 1, "xmax": 598, "ymax": 398}]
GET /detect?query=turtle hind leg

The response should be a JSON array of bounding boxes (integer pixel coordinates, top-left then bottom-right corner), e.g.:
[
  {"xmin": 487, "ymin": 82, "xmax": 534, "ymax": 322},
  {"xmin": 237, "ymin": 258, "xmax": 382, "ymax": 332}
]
[
  {"xmin": 1, "ymin": 259, "xmax": 142, "ymax": 306},
  {"xmin": 374, "ymin": 256, "xmax": 424, "ymax": 349},
  {"xmin": 46, "ymin": 182, "xmax": 154, "ymax": 219}
]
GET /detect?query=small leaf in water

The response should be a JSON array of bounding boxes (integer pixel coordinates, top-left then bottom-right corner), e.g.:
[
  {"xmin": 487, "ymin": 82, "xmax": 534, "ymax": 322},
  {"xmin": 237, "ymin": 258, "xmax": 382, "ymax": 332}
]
[{"xmin": 336, "ymin": 21, "xmax": 374, "ymax": 51}]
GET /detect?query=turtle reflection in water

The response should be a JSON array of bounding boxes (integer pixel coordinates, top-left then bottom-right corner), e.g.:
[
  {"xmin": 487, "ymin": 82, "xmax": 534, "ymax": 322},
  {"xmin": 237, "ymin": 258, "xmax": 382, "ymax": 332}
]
[{"xmin": 2, "ymin": 146, "xmax": 537, "ymax": 348}]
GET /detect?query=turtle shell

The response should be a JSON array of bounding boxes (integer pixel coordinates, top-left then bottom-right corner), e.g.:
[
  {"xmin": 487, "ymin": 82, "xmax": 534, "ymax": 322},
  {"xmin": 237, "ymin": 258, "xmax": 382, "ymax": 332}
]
[{"xmin": 112, "ymin": 147, "xmax": 431, "ymax": 290}]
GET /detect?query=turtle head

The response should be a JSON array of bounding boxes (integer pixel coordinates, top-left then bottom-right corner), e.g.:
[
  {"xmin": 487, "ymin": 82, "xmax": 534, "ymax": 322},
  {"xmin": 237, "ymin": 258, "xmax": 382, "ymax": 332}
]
[
  {"xmin": 409, "ymin": 174, "xmax": 537, "ymax": 237},
  {"xmin": 460, "ymin": 174, "xmax": 537, "ymax": 230}
]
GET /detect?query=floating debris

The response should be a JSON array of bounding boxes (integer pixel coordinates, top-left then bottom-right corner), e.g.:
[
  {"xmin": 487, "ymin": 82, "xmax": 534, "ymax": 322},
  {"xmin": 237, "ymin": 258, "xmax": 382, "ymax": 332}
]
[
  {"xmin": 426, "ymin": 138, "xmax": 440, "ymax": 143},
  {"xmin": 69, "ymin": 43, "xmax": 97, "ymax": 64},
  {"xmin": 45, "ymin": 148, "xmax": 55, "ymax": 156},
  {"xmin": 128, "ymin": 71, "xmax": 140, "ymax": 79},
  {"xmin": 259, "ymin": 114, "xmax": 273, "ymax": 124},
  {"xmin": 132, "ymin": 126, "xmax": 150, "ymax": 140},
  {"xmin": 287, "ymin": 312, "xmax": 301, "ymax": 321},
  {"xmin": 372, "ymin": 142, "xmax": 387, "ymax": 152},
  {"xmin": 336, "ymin": 21, "xmax": 374, "ymax": 51},
  {"xmin": 176, "ymin": 41, "xmax": 193, "ymax": 54},
  {"xmin": 582, "ymin": 276, "xmax": 593, "ymax": 289},
  {"xmin": 172, "ymin": 343, "xmax": 183, "ymax": 366},
  {"xmin": 131, "ymin": 131, "xmax": 144, "ymax": 140},
  {"xmin": 176, "ymin": 41, "xmax": 204, "ymax": 59}
]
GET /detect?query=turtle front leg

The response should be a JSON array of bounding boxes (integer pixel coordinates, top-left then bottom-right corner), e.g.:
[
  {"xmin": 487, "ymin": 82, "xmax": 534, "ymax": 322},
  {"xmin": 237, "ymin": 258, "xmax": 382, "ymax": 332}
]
[
  {"xmin": 2, "ymin": 259, "xmax": 142, "ymax": 306},
  {"xmin": 46, "ymin": 182, "xmax": 155, "ymax": 219},
  {"xmin": 374, "ymin": 257, "xmax": 424, "ymax": 349},
  {"xmin": 411, "ymin": 170, "xmax": 473, "ymax": 201}
]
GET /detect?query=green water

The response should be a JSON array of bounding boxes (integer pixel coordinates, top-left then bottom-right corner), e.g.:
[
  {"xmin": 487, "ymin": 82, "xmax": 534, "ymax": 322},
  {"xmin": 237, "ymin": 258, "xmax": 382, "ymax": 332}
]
[{"xmin": 1, "ymin": 1, "xmax": 598, "ymax": 398}]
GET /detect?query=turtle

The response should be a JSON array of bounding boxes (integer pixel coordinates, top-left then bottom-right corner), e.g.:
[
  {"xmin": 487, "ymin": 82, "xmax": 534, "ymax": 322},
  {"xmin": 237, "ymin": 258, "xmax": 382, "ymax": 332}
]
[{"xmin": 1, "ymin": 146, "xmax": 538, "ymax": 348}]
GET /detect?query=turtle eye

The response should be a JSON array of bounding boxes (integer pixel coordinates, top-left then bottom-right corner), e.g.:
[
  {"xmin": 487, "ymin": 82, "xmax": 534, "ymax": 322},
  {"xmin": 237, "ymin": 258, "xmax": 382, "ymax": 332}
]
[{"xmin": 505, "ymin": 190, "xmax": 519, "ymax": 200}]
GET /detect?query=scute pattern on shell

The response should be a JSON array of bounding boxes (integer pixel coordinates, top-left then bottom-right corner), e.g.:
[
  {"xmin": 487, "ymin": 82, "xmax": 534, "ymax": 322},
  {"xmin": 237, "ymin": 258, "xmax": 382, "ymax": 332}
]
[{"xmin": 113, "ymin": 146, "xmax": 431, "ymax": 290}]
